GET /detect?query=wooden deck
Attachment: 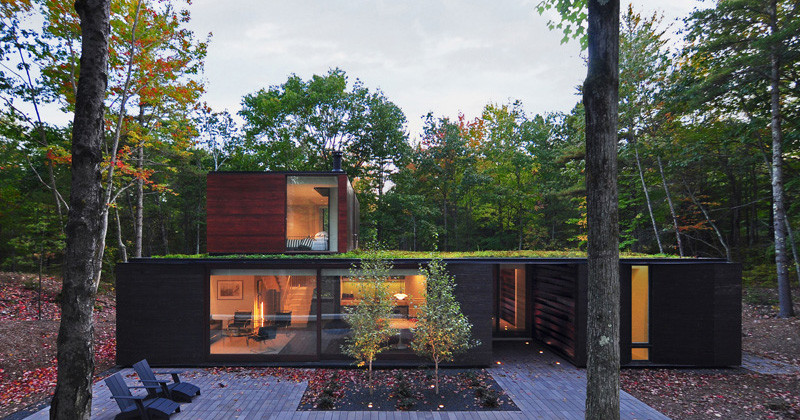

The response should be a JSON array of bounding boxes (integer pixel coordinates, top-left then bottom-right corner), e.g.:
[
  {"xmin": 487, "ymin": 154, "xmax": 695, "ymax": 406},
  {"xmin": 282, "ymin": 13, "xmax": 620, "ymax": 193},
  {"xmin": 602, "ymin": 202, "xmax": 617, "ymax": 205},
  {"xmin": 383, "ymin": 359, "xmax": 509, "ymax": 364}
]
[{"xmin": 25, "ymin": 342, "xmax": 668, "ymax": 419}]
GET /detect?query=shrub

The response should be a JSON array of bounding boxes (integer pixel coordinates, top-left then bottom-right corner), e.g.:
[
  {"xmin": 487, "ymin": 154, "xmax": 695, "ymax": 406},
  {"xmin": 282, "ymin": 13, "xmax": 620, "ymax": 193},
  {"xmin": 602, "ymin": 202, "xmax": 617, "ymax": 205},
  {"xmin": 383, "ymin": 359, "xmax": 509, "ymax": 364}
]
[
  {"xmin": 480, "ymin": 389, "xmax": 499, "ymax": 407},
  {"xmin": 316, "ymin": 395, "xmax": 335, "ymax": 410}
]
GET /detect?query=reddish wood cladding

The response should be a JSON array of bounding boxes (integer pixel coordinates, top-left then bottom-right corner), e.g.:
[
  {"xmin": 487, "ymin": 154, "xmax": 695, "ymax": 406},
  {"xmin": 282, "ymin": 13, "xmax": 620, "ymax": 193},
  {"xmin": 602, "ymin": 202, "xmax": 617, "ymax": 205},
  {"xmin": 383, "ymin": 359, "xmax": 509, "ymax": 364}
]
[
  {"xmin": 206, "ymin": 173, "xmax": 286, "ymax": 253},
  {"xmin": 338, "ymin": 175, "xmax": 348, "ymax": 252}
]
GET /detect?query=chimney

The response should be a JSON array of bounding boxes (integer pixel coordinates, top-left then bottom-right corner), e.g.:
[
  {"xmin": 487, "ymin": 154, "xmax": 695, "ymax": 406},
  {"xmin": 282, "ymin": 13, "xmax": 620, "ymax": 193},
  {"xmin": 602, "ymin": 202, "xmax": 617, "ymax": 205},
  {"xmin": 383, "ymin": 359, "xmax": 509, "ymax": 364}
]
[{"xmin": 332, "ymin": 151, "xmax": 344, "ymax": 172}]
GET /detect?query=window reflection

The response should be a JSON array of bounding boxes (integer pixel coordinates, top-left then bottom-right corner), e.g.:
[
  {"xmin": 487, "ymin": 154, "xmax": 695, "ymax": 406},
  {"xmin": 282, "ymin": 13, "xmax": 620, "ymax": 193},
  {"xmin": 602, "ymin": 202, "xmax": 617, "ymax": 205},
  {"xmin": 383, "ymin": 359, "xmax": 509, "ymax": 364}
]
[
  {"xmin": 321, "ymin": 269, "xmax": 426, "ymax": 357},
  {"xmin": 286, "ymin": 176, "xmax": 338, "ymax": 251},
  {"xmin": 210, "ymin": 269, "xmax": 316, "ymax": 356}
]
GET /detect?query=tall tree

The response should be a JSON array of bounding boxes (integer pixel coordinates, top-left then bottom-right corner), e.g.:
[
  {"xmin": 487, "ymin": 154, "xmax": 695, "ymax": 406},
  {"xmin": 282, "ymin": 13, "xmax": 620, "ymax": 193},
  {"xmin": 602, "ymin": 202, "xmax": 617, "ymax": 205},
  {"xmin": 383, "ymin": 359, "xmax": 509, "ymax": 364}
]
[
  {"xmin": 583, "ymin": 1, "xmax": 621, "ymax": 417},
  {"xmin": 239, "ymin": 68, "xmax": 408, "ymax": 178},
  {"xmin": 538, "ymin": 1, "xmax": 621, "ymax": 418},
  {"xmin": 618, "ymin": 6, "xmax": 670, "ymax": 254},
  {"xmin": 40, "ymin": 0, "xmax": 206, "ymax": 260},
  {"xmin": 50, "ymin": 0, "xmax": 109, "ymax": 417},
  {"xmin": 682, "ymin": 0, "xmax": 799, "ymax": 317}
]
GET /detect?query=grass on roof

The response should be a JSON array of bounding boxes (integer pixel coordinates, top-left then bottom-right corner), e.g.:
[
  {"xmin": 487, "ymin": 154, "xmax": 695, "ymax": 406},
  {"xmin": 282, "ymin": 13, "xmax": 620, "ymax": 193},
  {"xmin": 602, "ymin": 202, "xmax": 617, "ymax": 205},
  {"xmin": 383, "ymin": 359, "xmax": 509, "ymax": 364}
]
[{"xmin": 152, "ymin": 249, "xmax": 680, "ymax": 260}]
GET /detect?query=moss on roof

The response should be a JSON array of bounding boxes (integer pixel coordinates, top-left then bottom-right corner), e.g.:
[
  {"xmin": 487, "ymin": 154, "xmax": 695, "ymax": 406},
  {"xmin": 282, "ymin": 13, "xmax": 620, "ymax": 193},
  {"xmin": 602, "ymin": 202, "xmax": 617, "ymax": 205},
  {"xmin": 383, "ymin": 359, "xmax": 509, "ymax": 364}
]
[{"xmin": 152, "ymin": 249, "xmax": 679, "ymax": 260}]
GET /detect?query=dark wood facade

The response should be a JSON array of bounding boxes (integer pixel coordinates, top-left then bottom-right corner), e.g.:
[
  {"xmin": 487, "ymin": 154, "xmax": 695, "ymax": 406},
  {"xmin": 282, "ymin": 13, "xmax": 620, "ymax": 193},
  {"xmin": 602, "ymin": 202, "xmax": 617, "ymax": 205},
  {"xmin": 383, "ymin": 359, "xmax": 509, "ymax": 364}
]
[
  {"xmin": 116, "ymin": 258, "xmax": 740, "ymax": 368},
  {"xmin": 206, "ymin": 172, "xmax": 358, "ymax": 254},
  {"xmin": 207, "ymin": 173, "xmax": 286, "ymax": 254}
]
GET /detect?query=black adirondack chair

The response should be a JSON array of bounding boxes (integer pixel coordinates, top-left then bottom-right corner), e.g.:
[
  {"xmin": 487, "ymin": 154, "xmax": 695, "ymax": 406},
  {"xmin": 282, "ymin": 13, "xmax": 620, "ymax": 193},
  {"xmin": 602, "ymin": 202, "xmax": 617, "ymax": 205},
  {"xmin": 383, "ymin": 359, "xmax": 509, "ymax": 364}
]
[
  {"xmin": 105, "ymin": 372, "xmax": 179, "ymax": 420},
  {"xmin": 133, "ymin": 359, "xmax": 201, "ymax": 403}
]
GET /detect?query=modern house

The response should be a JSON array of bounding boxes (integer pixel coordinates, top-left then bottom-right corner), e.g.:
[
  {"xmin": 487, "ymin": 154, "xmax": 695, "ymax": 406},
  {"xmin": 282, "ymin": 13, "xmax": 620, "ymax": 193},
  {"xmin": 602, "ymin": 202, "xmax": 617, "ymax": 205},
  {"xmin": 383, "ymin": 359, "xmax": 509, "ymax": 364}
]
[{"xmin": 116, "ymin": 163, "xmax": 741, "ymax": 368}]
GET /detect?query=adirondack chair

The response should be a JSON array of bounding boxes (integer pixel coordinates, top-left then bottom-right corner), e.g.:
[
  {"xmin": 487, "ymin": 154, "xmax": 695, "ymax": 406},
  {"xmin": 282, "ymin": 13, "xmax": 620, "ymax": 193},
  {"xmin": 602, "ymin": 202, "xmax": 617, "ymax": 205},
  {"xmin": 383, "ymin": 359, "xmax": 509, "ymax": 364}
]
[
  {"xmin": 105, "ymin": 372, "xmax": 180, "ymax": 420},
  {"xmin": 133, "ymin": 359, "xmax": 201, "ymax": 403}
]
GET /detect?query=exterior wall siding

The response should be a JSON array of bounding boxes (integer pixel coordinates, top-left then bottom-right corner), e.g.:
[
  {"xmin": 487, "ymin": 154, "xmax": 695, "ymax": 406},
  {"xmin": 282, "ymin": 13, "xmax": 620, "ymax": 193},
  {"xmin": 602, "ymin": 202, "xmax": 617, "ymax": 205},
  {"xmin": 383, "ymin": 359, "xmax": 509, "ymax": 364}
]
[
  {"xmin": 115, "ymin": 258, "xmax": 740, "ymax": 368},
  {"xmin": 447, "ymin": 263, "xmax": 494, "ymax": 366},
  {"xmin": 207, "ymin": 173, "xmax": 286, "ymax": 253},
  {"xmin": 116, "ymin": 262, "xmax": 206, "ymax": 366},
  {"xmin": 207, "ymin": 172, "xmax": 358, "ymax": 254}
]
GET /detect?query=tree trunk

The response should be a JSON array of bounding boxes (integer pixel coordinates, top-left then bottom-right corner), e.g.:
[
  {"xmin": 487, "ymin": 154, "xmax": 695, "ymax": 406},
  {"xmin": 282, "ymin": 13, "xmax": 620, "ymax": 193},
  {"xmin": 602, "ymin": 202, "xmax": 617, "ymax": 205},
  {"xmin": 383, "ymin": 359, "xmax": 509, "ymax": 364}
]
[
  {"xmin": 633, "ymin": 138, "xmax": 662, "ymax": 253},
  {"xmin": 584, "ymin": 1, "xmax": 620, "ymax": 419},
  {"xmin": 196, "ymin": 203, "xmax": 202, "ymax": 255},
  {"xmin": 134, "ymin": 106, "xmax": 144, "ymax": 258},
  {"xmin": 156, "ymin": 194, "xmax": 169, "ymax": 254},
  {"xmin": 435, "ymin": 359, "xmax": 439, "ymax": 395},
  {"xmin": 442, "ymin": 195, "xmax": 448, "ymax": 252},
  {"xmin": 657, "ymin": 156, "xmax": 683, "ymax": 256},
  {"xmin": 368, "ymin": 358, "xmax": 373, "ymax": 397},
  {"xmin": 50, "ymin": 1, "xmax": 109, "ymax": 418},
  {"xmin": 768, "ymin": 9, "xmax": 794, "ymax": 316},
  {"xmin": 115, "ymin": 206, "xmax": 127, "ymax": 263}
]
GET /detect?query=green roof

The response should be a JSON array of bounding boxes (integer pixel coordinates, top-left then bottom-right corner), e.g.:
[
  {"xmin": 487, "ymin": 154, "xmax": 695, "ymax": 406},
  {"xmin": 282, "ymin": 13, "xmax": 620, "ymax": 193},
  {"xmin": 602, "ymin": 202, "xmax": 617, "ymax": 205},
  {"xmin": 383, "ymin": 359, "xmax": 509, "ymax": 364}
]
[{"xmin": 152, "ymin": 249, "xmax": 680, "ymax": 260}]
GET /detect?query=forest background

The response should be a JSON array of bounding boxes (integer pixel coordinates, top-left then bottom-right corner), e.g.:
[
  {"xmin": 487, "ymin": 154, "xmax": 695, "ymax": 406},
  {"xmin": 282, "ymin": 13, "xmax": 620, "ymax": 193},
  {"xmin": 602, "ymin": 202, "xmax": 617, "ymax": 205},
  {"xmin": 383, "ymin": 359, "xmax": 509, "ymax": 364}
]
[{"xmin": 1, "ymin": 0, "xmax": 799, "ymax": 294}]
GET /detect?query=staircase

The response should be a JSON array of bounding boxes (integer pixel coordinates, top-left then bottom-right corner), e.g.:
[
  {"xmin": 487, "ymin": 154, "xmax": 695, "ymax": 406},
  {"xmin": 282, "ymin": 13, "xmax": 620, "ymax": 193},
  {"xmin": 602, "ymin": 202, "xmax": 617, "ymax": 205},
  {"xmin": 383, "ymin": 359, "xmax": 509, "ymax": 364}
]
[{"xmin": 283, "ymin": 283, "xmax": 314, "ymax": 327}]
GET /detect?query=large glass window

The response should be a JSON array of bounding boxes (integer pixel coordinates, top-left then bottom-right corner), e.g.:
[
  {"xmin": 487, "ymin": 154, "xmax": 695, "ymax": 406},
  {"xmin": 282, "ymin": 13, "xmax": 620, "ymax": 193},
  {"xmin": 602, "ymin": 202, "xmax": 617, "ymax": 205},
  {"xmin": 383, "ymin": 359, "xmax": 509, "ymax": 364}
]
[
  {"xmin": 210, "ymin": 269, "xmax": 317, "ymax": 356},
  {"xmin": 286, "ymin": 176, "xmax": 338, "ymax": 252},
  {"xmin": 631, "ymin": 265, "xmax": 650, "ymax": 361},
  {"xmin": 320, "ymin": 269, "xmax": 426, "ymax": 357}
]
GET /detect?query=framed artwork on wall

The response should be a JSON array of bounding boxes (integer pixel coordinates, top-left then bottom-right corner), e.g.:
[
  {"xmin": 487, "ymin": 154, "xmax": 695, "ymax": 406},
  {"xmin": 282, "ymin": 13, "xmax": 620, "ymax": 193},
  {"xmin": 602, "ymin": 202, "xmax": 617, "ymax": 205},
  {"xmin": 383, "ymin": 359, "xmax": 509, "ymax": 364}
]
[{"xmin": 217, "ymin": 280, "xmax": 243, "ymax": 300}]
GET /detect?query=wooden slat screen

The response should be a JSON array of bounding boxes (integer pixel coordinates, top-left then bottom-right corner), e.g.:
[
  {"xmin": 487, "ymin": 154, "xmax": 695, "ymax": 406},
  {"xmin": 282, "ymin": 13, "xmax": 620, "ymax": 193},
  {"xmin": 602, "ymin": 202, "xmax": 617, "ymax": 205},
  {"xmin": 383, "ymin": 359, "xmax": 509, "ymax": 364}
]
[
  {"xmin": 499, "ymin": 268, "xmax": 516, "ymax": 325},
  {"xmin": 533, "ymin": 264, "xmax": 577, "ymax": 359}
]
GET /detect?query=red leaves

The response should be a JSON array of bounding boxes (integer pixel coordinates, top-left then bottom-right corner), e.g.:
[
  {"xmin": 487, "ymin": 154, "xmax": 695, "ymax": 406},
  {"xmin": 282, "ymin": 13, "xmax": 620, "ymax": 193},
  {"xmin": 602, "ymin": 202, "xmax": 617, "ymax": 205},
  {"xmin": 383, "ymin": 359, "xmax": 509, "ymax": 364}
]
[
  {"xmin": 0, "ymin": 278, "xmax": 60, "ymax": 321},
  {"xmin": 0, "ymin": 274, "xmax": 117, "ymax": 413},
  {"xmin": 621, "ymin": 369, "xmax": 800, "ymax": 419},
  {"xmin": 0, "ymin": 364, "xmax": 57, "ymax": 405}
]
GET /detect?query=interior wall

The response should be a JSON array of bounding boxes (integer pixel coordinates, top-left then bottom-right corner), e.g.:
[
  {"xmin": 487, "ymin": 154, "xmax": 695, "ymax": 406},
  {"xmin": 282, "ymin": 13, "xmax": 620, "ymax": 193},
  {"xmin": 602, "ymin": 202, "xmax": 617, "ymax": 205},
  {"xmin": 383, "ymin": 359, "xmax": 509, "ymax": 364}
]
[
  {"xmin": 210, "ymin": 275, "xmax": 255, "ymax": 317},
  {"xmin": 405, "ymin": 274, "xmax": 426, "ymax": 317},
  {"xmin": 631, "ymin": 266, "xmax": 649, "ymax": 360},
  {"xmin": 515, "ymin": 267, "xmax": 526, "ymax": 329}
]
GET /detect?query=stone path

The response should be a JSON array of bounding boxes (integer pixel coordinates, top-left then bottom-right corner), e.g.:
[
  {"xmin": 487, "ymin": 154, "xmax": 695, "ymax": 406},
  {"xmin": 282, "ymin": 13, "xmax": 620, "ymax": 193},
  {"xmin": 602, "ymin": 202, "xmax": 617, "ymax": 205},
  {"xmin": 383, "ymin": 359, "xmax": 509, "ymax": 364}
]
[
  {"xmin": 741, "ymin": 352, "xmax": 800, "ymax": 375},
  {"xmin": 25, "ymin": 342, "xmax": 669, "ymax": 419}
]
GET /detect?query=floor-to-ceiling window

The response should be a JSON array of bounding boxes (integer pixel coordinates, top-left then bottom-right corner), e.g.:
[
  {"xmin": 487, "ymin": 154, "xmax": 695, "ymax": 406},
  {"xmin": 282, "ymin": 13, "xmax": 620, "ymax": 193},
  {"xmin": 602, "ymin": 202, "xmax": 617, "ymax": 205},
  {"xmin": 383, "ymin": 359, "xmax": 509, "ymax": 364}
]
[
  {"xmin": 631, "ymin": 265, "xmax": 650, "ymax": 361},
  {"xmin": 209, "ymin": 267, "xmax": 427, "ymax": 359},
  {"xmin": 209, "ymin": 269, "xmax": 317, "ymax": 355},
  {"xmin": 286, "ymin": 176, "xmax": 338, "ymax": 252},
  {"xmin": 320, "ymin": 269, "xmax": 426, "ymax": 358}
]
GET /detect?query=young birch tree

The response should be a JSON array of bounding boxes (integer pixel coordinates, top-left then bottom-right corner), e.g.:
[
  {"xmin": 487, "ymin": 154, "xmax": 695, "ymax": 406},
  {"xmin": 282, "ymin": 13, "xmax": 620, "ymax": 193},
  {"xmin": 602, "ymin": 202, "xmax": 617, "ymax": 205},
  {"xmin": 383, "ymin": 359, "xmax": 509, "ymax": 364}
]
[
  {"xmin": 341, "ymin": 251, "xmax": 396, "ymax": 394},
  {"xmin": 411, "ymin": 256, "xmax": 478, "ymax": 394}
]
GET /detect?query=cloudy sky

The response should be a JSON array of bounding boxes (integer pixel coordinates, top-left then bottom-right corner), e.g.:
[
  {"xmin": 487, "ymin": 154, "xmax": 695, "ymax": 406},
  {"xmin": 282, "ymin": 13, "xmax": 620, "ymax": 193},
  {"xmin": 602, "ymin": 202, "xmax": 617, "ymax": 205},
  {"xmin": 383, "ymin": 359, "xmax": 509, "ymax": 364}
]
[{"xmin": 186, "ymin": 1, "xmax": 704, "ymax": 139}]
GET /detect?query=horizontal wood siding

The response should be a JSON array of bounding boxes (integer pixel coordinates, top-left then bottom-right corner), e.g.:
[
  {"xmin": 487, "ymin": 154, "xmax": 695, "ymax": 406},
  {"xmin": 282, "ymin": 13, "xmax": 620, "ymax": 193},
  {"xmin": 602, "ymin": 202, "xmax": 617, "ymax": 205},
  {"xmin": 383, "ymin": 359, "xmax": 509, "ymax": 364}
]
[
  {"xmin": 116, "ymin": 263, "xmax": 206, "ymax": 366},
  {"xmin": 532, "ymin": 264, "xmax": 578, "ymax": 362},
  {"xmin": 207, "ymin": 173, "xmax": 286, "ymax": 253},
  {"xmin": 499, "ymin": 269, "xmax": 516, "ymax": 324}
]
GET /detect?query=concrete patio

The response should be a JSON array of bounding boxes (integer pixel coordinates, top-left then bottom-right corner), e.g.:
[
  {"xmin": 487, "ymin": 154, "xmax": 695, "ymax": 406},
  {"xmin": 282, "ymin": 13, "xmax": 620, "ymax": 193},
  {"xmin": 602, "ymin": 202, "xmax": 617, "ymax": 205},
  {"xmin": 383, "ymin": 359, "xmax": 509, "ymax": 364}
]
[{"xmin": 25, "ymin": 342, "xmax": 669, "ymax": 420}]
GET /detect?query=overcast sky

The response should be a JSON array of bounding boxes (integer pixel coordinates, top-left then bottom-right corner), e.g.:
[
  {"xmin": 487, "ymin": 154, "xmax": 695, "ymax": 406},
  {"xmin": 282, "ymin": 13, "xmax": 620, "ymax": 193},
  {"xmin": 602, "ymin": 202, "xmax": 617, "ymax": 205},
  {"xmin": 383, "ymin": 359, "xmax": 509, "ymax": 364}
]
[{"xmin": 186, "ymin": 1, "xmax": 704, "ymax": 140}]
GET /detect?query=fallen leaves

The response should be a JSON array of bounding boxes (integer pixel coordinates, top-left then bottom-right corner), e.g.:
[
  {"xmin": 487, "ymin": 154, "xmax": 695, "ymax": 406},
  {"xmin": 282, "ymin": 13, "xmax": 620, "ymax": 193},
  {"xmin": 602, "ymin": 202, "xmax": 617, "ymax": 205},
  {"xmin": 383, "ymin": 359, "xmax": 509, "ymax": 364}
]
[{"xmin": 0, "ymin": 272, "xmax": 117, "ymax": 417}]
